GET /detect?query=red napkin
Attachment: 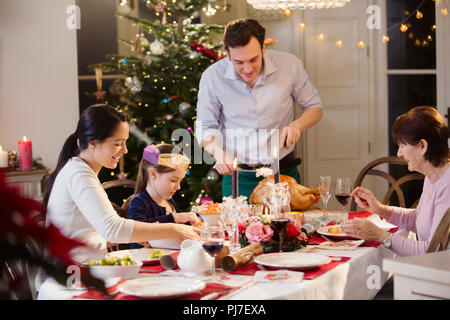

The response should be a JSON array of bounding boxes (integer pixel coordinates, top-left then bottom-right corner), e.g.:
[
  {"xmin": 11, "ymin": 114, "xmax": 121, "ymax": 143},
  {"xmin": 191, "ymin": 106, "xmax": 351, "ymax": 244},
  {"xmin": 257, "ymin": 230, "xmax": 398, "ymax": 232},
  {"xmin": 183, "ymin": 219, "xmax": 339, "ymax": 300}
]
[
  {"xmin": 228, "ymin": 256, "xmax": 350, "ymax": 280},
  {"xmin": 348, "ymin": 211, "xmax": 372, "ymax": 219},
  {"xmin": 307, "ymin": 210, "xmax": 399, "ymax": 247},
  {"xmin": 73, "ymin": 279, "xmax": 126, "ymax": 300}
]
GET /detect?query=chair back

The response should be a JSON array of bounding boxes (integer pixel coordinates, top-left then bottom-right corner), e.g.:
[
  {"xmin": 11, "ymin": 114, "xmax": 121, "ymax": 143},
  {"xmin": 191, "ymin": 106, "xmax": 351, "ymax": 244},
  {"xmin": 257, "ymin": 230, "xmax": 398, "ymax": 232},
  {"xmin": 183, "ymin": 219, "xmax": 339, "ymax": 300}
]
[
  {"xmin": 427, "ymin": 207, "xmax": 450, "ymax": 253},
  {"xmin": 102, "ymin": 179, "xmax": 136, "ymax": 218},
  {"xmin": 350, "ymin": 156, "xmax": 424, "ymax": 211}
]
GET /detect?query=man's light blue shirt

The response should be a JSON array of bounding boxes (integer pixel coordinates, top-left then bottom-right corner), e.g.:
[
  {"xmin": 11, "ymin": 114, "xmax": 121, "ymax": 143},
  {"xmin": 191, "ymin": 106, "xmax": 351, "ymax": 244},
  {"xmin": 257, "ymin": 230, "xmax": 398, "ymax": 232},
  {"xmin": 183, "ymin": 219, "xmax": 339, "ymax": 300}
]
[{"xmin": 195, "ymin": 49, "xmax": 322, "ymax": 165}]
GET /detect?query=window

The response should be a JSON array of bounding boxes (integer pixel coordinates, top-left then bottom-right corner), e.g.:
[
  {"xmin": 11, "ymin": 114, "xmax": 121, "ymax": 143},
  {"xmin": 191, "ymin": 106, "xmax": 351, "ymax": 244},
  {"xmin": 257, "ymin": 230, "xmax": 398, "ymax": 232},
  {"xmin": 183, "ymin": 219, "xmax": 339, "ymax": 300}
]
[{"xmin": 386, "ymin": 0, "xmax": 436, "ymax": 206}]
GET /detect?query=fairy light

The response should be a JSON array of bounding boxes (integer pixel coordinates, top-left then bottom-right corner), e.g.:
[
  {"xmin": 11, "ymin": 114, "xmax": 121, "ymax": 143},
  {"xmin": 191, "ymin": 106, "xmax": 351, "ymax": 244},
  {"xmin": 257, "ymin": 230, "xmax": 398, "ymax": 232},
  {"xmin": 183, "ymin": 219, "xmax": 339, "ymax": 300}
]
[
  {"xmin": 284, "ymin": 9, "xmax": 292, "ymax": 16},
  {"xmin": 442, "ymin": 8, "xmax": 449, "ymax": 16},
  {"xmin": 357, "ymin": 41, "xmax": 366, "ymax": 49},
  {"xmin": 317, "ymin": 33, "xmax": 325, "ymax": 40},
  {"xmin": 335, "ymin": 40, "xmax": 343, "ymax": 48},
  {"xmin": 382, "ymin": 35, "xmax": 390, "ymax": 43},
  {"xmin": 400, "ymin": 24, "xmax": 408, "ymax": 32},
  {"xmin": 416, "ymin": 10, "xmax": 423, "ymax": 19},
  {"xmin": 298, "ymin": 22, "xmax": 306, "ymax": 30}
]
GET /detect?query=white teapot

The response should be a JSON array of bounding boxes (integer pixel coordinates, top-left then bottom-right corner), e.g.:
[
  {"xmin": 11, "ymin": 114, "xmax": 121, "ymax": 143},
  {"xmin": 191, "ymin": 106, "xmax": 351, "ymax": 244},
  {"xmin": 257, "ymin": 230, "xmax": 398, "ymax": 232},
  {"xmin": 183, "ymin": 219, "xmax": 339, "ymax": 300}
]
[{"xmin": 177, "ymin": 239, "xmax": 212, "ymax": 275}]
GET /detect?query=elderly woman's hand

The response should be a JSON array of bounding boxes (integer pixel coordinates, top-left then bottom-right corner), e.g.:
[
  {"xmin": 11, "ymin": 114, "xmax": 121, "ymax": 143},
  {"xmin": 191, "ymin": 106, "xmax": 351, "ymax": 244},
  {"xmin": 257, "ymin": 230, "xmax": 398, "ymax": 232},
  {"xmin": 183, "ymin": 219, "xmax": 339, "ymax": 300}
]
[
  {"xmin": 351, "ymin": 187, "xmax": 392, "ymax": 219},
  {"xmin": 341, "ymin": 218, "xmax": 390, "ymax": 242}
]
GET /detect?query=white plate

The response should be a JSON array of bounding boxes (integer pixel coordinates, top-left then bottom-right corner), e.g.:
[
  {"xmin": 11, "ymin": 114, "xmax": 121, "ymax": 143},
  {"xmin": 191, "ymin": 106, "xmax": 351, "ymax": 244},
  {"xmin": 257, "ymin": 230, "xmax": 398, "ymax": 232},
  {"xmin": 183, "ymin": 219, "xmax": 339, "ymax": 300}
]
[
  {"xmin": 148, "ymin": 239, "xmax": 181, "ymax": 250},
  {"xmin": 105, "ymin": 248, "xmax": 177, "ymax": 265},
  {"xmin": 117, "ymin": 277, "xmax": 206, "ymax": 299},
  {"xmin": 254, "ymin": 252, "xmax": 331, "ymax": 271},
  {"xmin": 316, "ymin": 225, "xmax": 357, "ymax": 240}
]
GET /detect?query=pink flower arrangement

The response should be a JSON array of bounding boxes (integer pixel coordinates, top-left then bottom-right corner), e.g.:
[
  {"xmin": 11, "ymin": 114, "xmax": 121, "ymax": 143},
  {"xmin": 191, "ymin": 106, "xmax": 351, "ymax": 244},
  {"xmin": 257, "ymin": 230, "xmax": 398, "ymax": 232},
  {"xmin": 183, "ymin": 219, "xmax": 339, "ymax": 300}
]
[
  {"xmin": 239, "ymin": 215, "xmax": 308, "ymax": 253},
  {"xmin": 245, "ymin": 221, "xmax": 274, "ymax": 243}
]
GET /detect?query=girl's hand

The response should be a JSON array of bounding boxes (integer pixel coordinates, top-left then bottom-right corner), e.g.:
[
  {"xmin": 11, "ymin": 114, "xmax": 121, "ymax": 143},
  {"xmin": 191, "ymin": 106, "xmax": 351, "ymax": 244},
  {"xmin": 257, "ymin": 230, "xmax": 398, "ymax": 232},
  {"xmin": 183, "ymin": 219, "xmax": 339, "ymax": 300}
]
[
  {"xmin": 340, "ymin": 218, "xmax": 390, "ymax": 242},
  {"xmin": 173, "ymin": 212, "xmax": 201, "ymax": 225},
  {"xmin": 172, "ymin": 224, "xmax": 200, "ymax": 242}
]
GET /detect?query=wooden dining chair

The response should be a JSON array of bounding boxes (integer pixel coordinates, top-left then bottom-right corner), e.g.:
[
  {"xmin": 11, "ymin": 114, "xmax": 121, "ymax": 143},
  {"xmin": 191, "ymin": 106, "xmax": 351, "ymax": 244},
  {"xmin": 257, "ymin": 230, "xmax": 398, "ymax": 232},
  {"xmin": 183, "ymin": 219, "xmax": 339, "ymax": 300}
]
[
  {"xmin": 427, "ymin": 207, "xmax": 450, "ymax": 253},
  {"xmin": 102, "ymin": 179, "xmax": 137, "ymax": 218},
  {"xmin": 350, "ymin": 156, "xmax": 425, "ymax": 212},
  {"xmin": 102, "ymin": 179, "xmax": 136, "ymax": 252}
]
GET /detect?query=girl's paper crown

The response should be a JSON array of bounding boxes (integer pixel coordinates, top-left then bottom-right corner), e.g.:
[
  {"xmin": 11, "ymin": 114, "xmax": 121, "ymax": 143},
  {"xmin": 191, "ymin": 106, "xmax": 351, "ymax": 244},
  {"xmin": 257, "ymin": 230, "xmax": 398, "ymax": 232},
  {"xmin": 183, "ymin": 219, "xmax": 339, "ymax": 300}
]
[{"xmin": 142, "ymin": 144, "xmax": 189, "ymax": 171}]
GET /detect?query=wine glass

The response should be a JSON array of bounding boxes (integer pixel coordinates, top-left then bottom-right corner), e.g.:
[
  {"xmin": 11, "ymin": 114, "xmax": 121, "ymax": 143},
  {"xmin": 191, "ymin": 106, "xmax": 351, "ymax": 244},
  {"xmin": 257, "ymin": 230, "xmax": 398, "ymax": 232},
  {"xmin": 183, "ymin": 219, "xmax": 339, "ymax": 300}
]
[
  {"xmin": 319, "ymin": 176, "xmax": 331, "ymax": 214},
  {"xmin": 219, "ymin": 205, "xmax": 239, "ymax": 253},
  {"xmin": 335, "ymin": 178, "xmax": 352, "ymax": 216},
  {"xmin": 200, "ymin": 220, "xmax": 225, "ymax": 283},
  {"xmin": 270, "ymin": 205, "xmax": 289, "ymax": 253}
]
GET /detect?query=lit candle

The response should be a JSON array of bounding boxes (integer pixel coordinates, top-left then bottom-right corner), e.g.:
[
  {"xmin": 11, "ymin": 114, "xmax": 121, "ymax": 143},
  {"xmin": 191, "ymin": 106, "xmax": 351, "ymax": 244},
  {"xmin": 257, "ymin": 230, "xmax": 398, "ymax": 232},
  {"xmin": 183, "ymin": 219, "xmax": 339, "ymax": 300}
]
[
  {"xmin": 0, "ymin": 146, "xmax": 8, "ymax": 168},
  {"xmin": 18, "ymin": 136, "xmax": 33, "ymax": 170},
  {"xmin": 273, "ymin": 147, "xmax": 280, "ymax": 184},
  {"xmin": 232, "ymin": 158, "xmax": 238, "ymax": 199}
]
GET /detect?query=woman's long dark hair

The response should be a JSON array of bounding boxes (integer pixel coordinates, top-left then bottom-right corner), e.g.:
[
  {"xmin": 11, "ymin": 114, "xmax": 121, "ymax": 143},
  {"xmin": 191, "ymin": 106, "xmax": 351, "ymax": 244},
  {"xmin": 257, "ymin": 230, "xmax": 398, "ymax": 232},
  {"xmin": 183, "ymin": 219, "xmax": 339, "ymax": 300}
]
[{"xmin": 43, "ymin": 104, "xmax": 128, "ymax": 207}]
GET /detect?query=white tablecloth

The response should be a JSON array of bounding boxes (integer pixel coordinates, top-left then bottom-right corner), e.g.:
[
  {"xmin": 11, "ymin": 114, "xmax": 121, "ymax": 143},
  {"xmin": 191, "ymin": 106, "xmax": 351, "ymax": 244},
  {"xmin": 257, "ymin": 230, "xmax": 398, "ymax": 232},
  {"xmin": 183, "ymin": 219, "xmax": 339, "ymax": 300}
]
[{"xmin": 37, "ymin": 245, "xmax": 394, "ymax": 300}]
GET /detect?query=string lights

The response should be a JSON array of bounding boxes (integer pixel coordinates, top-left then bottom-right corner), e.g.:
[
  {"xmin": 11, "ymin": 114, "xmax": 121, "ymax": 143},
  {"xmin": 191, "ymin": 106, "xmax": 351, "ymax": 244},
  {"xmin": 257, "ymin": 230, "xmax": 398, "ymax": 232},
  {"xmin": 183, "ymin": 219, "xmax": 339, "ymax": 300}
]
[{"xmin": 296, "ymin": 0, "xmax": 447, "ymax": 48}]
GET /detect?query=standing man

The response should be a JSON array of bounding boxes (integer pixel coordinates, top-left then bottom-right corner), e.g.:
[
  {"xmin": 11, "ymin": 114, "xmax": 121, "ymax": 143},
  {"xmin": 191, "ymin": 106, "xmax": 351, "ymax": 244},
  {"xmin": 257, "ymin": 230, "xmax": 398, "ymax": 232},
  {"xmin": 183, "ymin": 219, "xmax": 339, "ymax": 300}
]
[{"xmin": 195, "ymin": 19, "xmax": 323, "ymax": 200}]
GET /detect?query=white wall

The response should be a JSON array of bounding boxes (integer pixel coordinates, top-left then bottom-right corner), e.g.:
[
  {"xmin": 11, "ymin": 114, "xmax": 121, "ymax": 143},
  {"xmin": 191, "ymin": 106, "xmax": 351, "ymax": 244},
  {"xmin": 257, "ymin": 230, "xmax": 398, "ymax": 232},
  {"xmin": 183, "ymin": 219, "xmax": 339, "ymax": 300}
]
[{"xmin": 0, "ymin": 0, "xmax": 79, "ymax": 170}]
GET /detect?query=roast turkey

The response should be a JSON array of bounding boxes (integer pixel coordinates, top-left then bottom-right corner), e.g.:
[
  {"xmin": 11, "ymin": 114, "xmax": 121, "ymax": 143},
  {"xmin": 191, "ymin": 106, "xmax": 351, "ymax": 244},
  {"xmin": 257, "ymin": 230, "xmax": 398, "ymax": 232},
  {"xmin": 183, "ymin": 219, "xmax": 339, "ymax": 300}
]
[{"xmin": 250, "ymin": 174, "xmax": 320, "ymax": 211}]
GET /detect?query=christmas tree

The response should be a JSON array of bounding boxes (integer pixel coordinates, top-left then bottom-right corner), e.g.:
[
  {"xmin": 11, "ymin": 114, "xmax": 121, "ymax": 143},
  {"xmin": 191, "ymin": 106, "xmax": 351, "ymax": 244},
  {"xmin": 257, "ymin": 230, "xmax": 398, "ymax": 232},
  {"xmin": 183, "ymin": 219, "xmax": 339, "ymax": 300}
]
[{"xmin": 89, "ymin": 0, "xmax": 227, "ymax": 210}]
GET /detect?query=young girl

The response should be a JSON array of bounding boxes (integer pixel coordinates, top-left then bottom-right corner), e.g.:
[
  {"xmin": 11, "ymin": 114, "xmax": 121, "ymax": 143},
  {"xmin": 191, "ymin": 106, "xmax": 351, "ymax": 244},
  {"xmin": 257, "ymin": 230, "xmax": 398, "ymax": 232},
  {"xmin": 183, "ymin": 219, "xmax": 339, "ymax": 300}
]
[
  {"xmin": 128, "ymin": 144, "xmax": 200, "ymax": 248},
  {"xmin": 37, "ymin": 104, "xmax": 199, "ymax": 293}
]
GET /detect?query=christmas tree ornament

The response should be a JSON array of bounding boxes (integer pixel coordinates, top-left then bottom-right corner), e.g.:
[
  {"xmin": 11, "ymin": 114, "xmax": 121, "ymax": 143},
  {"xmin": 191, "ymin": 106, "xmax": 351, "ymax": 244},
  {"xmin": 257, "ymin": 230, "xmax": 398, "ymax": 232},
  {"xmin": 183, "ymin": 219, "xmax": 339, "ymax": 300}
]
[
  {"xmin": 206, "ymin": 169, "xmax": 219, "ymax": 183},
  {"xmin": 179, "ymin": 101, "xmax": 192, "ymax": 115},
  {"xmin": 144, "ymin": 52, "xmax": 153, "ymax": 65},
  {"xmin": 132, "ymin": 34, "xmax": 144, "ymax": 57},
  {"xmin": 94, "ymin": 67, "xmax": 107, "ymax": 101},
  {"xmin": 117, "ymin": 0, "xmax": 132, "ymax": 14},
  {"xmin": 109, "ymin": 79, "xmax": 126, "ymax": 96},
  {"xmin": 189, "ymin": 51, "xmax": 202, "ymax": 59},
  {"xmin": 125, "ymin": 76, "xmax": 142, "ymax": 94},
  {"xmin": 150, "ymin": 39, "xmax": 165, "ymax": 55},
  {"xmin": 200, "ymin": 196, "xmax": 213, "ymax": 204}
]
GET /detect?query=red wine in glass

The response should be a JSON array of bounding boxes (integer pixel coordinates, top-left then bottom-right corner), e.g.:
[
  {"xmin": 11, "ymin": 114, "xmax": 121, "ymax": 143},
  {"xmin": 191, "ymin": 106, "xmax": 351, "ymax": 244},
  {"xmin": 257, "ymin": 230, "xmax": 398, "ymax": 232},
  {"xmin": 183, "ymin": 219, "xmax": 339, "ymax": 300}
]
[
  {"xmin": 271, "ymin": 219, "xmax": 290, "ymax": 232},
  {"xmin": 271, "ymin": 218, "xmax": 290, "ymax": 252},
  {"xmin": 335, "ymin": 193, "xmax": 351, "ymax": 207},
  {"xmin": 202, "ymin": 241, "xmax": 224, "ymax": 257}
]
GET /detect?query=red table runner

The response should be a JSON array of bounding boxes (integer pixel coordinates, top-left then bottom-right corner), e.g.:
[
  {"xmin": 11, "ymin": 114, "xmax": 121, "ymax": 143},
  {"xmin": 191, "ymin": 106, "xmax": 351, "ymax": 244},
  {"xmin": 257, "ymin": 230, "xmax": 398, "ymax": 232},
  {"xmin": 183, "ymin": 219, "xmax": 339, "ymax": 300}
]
[
  {"xmin": 74, "ymin": 280, "xmax": 235, "ymax": 300},
  {"xmin": 229, "ymin": 256, "xmax": 351, "ymax": 280}
]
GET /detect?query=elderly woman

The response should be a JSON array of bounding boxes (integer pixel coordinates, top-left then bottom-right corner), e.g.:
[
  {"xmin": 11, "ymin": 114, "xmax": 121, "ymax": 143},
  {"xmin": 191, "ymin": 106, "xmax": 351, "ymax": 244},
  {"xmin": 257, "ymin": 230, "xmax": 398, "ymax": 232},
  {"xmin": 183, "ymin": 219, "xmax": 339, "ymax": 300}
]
[{"xmin": 342, "ymin": 106, "xmax": 449, "ymax": 256}]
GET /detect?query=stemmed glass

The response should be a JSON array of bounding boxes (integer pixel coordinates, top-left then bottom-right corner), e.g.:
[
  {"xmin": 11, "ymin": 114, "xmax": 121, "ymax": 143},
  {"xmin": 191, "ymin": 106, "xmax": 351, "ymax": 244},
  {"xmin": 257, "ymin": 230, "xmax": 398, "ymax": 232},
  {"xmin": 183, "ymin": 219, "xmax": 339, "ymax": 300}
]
[
  {"xmin": 319, "ymin": 176, "xmax": 331, "ymax": 214},
  {"xmin": 270, "ymin": 203, "xmax": 289, "ymax": 253},
  {"xmin": 200, "ymin": 220, "xmax": 225, "ymax": 283},
  {"xmin": 219, "ymin": 205, "xmax": 239, "ymax": 253},
  {"xmin": 335, "ymin": 178, "xmax": 352, "ymax": 214}
]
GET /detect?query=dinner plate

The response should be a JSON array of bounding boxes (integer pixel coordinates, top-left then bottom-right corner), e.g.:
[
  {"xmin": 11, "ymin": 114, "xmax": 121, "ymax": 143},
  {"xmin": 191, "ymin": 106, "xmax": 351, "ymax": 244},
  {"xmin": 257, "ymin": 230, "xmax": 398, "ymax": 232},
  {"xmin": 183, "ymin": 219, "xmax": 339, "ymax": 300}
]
[
  {"xmin": 316, "ymin": 225, "xmax": 357, "ymax": 240},
  {"xmin": 105, "ymin": 248, "xmax": 177, "ymax": 265},
  {"xmin": 117, "ymin": 277, "xmax": 206, "ymax": 299},
  {"xmin": 254, "ymin": 252, "xmax": 331, "ymax": 271}
]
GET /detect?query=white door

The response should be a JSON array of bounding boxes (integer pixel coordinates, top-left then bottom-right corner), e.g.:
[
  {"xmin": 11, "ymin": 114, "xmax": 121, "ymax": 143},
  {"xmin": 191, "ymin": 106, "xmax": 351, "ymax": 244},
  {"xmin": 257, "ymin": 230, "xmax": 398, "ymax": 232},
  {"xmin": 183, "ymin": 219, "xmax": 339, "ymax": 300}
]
[{"xmin": 300, "ymin": 0, "xmax": 372, "ymax": 210}]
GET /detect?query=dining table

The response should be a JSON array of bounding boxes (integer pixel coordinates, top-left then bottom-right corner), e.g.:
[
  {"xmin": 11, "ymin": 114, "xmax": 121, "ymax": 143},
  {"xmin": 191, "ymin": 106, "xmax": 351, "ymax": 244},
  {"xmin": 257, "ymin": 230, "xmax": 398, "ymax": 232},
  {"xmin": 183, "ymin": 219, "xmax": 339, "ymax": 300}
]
[{"xmin": 37, "ymin": 211, "xmax": 398, "ymax": 301}]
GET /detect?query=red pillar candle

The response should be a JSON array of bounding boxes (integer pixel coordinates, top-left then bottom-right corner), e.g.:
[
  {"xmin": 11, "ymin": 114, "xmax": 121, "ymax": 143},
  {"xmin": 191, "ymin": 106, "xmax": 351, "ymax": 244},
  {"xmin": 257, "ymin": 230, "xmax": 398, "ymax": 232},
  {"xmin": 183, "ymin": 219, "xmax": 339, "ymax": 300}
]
[
  {"xmin": 18, "ymin": 136, "xmax": 33, "ymax": 170},
  {"xmin": 232, "ymin": 158, "xmax": 238, "ymax": 199}
]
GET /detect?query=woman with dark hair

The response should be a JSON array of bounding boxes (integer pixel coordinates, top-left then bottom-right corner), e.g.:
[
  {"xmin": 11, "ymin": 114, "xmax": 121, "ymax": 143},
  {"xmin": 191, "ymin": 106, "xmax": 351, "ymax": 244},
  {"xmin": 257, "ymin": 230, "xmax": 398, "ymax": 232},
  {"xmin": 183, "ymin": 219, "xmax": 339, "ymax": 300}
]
[
  {"xmin": 342, "ymin": 106, "xmax": 449, "ymax": 256},
  {"xmin": 37, "ymin": 105, "xmax": 199, "ymax": 291},
  {"xmin": 128, "ymin": 144, "xmax": 200, "ymax": 249}
]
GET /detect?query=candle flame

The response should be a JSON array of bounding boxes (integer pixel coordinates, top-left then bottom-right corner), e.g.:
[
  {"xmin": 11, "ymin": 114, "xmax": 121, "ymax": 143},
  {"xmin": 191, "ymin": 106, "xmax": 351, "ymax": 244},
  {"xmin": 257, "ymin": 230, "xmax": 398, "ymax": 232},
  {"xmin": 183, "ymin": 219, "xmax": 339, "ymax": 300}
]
[
  {"xmin": 23, "ymin": 136, "xmax": 27, "ymax": 141},
  {"xmin": 233, "ymin": 158, "xmax": 237, "ymax": 169}
]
